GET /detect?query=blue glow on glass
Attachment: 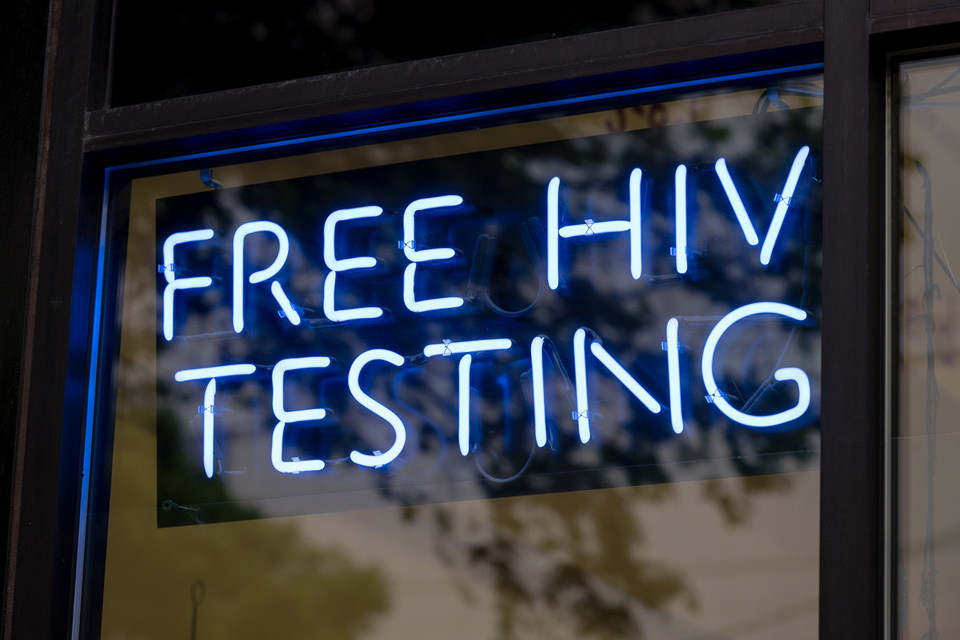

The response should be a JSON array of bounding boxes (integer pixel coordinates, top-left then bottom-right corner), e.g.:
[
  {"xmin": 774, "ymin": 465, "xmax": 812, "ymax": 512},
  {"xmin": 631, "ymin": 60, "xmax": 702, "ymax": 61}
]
[
  {"xmin": 161, "ymin": 229, "xmax": 216, "ymax": 341},
  {"xmin": 163, "ymin": 276, "xmax": 213, "ymax": 341},
  {"xmin": 106, "ymin": 64, "xmax": 822, "ymax": 175},
  {"xmin": 760, "ymin": 146, "xmax": 810, "ymax": 266},
  {"xmin": 666, "ymin": 318, "xmax": 684, "ymax": 434},
  {"xmin": 531, "ymin": 336, "xmax": 548, "ymax": 448},
  {"xmin": 232, "ymin": 221, "xmax": 294, "ymax": 333},
  {"xmin": 629, "ymin": 168, "xmax": 643, "ymax": 280},
  {"xmin": 675, "ymin": 165, "xmax": 688, "ymax": 275},
  {"xmin": 714, "ymin": 159, "xmax": 760, "ymax": 246},
  {"xmin": 589, "ymin": 342, "xmax": 662, "ymax": 414},
  {"xmin": 700, "ymin": 302, "xmax": 810, "ymax": 428},
  {"xmin": 271, "ymin": 357, "xmax": 332, "ymax": 422},
  {"xmin": 573, "ymin": 329, "xmax": 591, "ymax": 443},
  {"xmin": 174, "ymin": 364, "xmax": 256, "ymax": 477},
  {"xmin": 458, "ymin": 354, "xmax": 473, "ymax": 456},
  {"xmin": 323, "ymin": 206, "xmax": 385, "ymax": 322},
  {"xmin": 547, "ymin": 177, "xmax": 561, "ymax": 290},
  {"xmin": 402, "ymin": 196, "xmax": 466, "ymax": 313},
  {"xmin": 423, "ymin": 338, "xmax": 513, "ymax": 358},
  {"xmin": 348, "ymin": 349, "xmax": 407, "ymax": 467}
]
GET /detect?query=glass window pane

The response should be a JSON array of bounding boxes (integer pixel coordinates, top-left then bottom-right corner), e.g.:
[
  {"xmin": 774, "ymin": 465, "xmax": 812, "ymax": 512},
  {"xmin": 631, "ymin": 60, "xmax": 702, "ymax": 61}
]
[
  {"xmin": 84, "ymin": 71, "xmax": 822, "ymax": 639},
  {"xmin": 111, "ymin": 0, "xmax": 797, "ymax": 106},
  {"xmin": 896, "ymin": 55, "xmax": 960, "ymax": 639}
]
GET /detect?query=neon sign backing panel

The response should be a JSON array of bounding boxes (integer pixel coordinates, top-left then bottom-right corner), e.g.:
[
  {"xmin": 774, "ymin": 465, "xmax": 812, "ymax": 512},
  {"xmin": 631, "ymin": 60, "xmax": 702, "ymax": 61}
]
[{"xmin": 106, "ymin": 81, "xmax": 822, "ymax": 527}]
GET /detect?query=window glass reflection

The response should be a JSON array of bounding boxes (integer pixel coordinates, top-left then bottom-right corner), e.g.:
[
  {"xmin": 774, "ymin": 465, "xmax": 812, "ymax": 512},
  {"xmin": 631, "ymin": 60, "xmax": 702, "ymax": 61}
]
[
  {"xmin": 897, "ymin": 55, "xmax": 960, "ymax": 640},
  {"xmin": 92, "ymin": 76, "xmax": 821, "ymax": 639}
]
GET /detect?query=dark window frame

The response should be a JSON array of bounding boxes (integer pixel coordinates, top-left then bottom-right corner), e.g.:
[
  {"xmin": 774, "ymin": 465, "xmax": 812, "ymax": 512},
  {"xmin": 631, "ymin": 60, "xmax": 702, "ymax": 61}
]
[{"xmin": 9, "ymin": 2, "xmax": 960, "ymax": 638}]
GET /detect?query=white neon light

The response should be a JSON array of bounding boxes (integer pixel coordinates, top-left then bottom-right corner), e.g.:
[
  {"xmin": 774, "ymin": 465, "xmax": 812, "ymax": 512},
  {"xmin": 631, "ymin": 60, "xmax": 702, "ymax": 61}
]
[
  {"xmin": 589, "ymin": 342, "xmax": 662, "ymax": 414},
  {"xmin": 548, "ymin": 174, "xmax": 643, "ymax": 289},
  {"xmin": 458, "ymin": 354, "xmax": 473, "ymax": 456},
  {"xmin": 714, "ymin": 158, "xmax": 760, "ymax": 246},
  {"xmin": 531, "ymin": 336, "xmax": 548, "ymax": 447},
  {"xmin": 573, "ymin": 329, "xmax": 591, "ymax": 443},
  {"xmin": 675, "ymin": 165, "xmax": 688, "ymax": 274},
  {"xmin": 163, "ymin": 277, "xmax": 213, "ymax": 341},
  {"xmin": 323, "ymin": 206, "xmax": 385, "ymax": 322},
  {"xmin": 701, "ymin": 302, "xmax": 810, "ymax": 428},
  {"xmin": 629, "ymin": 168, "xmax": 643, "ymax": 279},
  {"xmin": 348, "ymin": 349, "xmax": 407, "ymax": 467},
  {"xmin": 422, "ymin": 338, "xmax": 512, "ymax": 358},
  {"xmin": 233, "ymin": 221, "xmax": 293, "ymax": 333},
  {"xmin": 547, "ymin": 177, "xmax": 561, "ymax": 290},
  {"xmin": 202, "ymin": 379, "xmax": 216, "ymax": 479},
  {"xmin": 324, "ymin": 206, "xmax": 383, "ymax": 270},
  {"xmin": 174, "ymin": 364, "xmax": 256, "ymax": 478},
  {"xmin": 573, "ymin": 329, "xmax": 664, "ymax": 443},
  {"xmin": 558, "ymin": 221, "xmax": 631, "ymax": 237},
  {"xmin": 402, "ymin": 196, "xmax": 463, "ymax": 262},
  {"xmin": 271, "ymin": 423, "xmax": 326, "ymax": 474},
  {"xmin": 271, "ymin": 357, "xmax": 332, "ymax": 422},
  {"xmin": 174, "ymin": 364, "xmax": 257, "ymax": 381},
  {"xmin": 403, "ymin": 263, "xmax": 464, "ymax": 312},
  {"xmin": 161, "ymin": 229, "xmax": 215, "ymax": 341},
  {"xmin": 759, "ymin": 146, "xmax": 810, "ymax": 266},
  {"xmin": 402, "ymin": 195, "xmax": 466, "ymax": 313},
  {"xmin": 271, "ymin": 281, "xmax": 301, "ymax": 325},
  {"xmin": 162, "ymin": 229, "xmax": 214, "ymax": 284},
  {"xmin": 323, "ymin": 272, "xmax": 384, "ymax": 322},
  {"xmin": 666, "ymin": 318, "xmax": 684, "ymax": 434}
]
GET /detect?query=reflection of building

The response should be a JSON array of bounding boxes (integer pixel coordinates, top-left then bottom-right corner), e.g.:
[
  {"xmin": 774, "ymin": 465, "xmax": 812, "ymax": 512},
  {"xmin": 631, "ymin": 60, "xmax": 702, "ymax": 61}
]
[{"xmin": 4, "ymin": 3, "xmax": 960, "ymax": 639}]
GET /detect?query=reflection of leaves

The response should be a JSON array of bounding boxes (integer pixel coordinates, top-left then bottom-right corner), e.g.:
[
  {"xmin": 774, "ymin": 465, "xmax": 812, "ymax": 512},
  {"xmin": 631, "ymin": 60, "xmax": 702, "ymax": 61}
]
[{"xmin": 103, "ymin": 410, "xmax": 389, "ymax": 640}]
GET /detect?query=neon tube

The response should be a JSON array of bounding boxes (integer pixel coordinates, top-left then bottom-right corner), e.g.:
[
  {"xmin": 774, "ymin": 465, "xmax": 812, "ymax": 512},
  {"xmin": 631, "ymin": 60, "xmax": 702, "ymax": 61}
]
[
  {"xmin": 701, "ymin": 302, "xmax": 810, "ymax": 428},
  {"xmin": 760, "ymin": 146, "xmax": 810, "ymax": 265}
]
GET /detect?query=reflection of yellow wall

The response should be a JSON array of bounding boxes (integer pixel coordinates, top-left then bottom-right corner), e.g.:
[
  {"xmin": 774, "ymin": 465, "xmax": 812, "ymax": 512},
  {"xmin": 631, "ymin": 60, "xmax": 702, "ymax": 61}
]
[{"xmin": 99, "ymin": 81, "xmax": 823, "ymax": 639}]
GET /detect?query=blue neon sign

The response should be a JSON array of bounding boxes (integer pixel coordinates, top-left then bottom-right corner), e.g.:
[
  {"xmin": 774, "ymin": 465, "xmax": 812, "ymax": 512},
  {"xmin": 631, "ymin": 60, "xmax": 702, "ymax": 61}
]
[{"xmin": 154, "ymin": 102, "xmax": 821, "ymax": 526}]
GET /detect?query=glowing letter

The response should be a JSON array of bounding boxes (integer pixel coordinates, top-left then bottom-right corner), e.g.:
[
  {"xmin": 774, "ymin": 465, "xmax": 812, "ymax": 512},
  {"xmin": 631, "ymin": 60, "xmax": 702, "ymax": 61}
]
[
  {"xmin": 271, "ymin": 356, "xmax": 332, "ymax": 474},
  {"xmin": 701, "ymin": 302, "xmax": 810, "ymax": 428},
  {"xmin": 714, "ymin": 158, "xmax": 760, "ymax": 246},
  {"xmin": 233, "ymin": 221, "xmax": 299, "ymax": 333},
  {"xmin": 175, "ymin": 364, "xmax": 257, "ymax": 478},
  {"xmin": 760, "ymin": 146, "xmax": 810, "ymax": 265},
  {"xmin": 713, "ymin": 147, "xmax": 811, "ymax": 265},
  {"xmin": 423, "ymin": 338, "xmax": 513, "ymax": 455},
  {"xmin": 348, "ymin": 349, "xmax": 407, "ymax": 467},
  {"xmin": 675, "ymin": 165, "xmax": 688, "ymax": 275},
  {"xmin": 323, "ymin": 206, "xmax": 385, "ymax": 322},
  {"xmin": 162, "ymin": 229, "xmax": 214, "ymax": 341},
  {"xmin": 547, "ymin": 173, "xmax": 644, "ymax": 290},
  {"xmin": 402, "ymin": 195, "xmax": 465, "ymax": 313},
  {"xmin": 573, "ymin": 329, "xmax": 662, "ymax": 444},
  {"xmin": 666, "ymin": 318, "xmax": 684, "ymax": 434}
]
